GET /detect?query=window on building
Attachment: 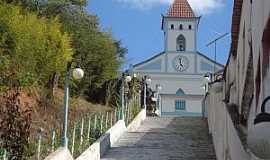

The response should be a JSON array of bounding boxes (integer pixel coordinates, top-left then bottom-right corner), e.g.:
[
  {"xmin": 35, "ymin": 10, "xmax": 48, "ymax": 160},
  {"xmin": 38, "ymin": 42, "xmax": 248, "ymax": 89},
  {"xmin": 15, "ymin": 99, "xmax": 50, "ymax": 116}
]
[
  {"xmin": 189, "ymin": 25, "xmax": 192, "ymax": 30},
  {"xmin": 176, "ymin": 88, "xmax": 185, "ymax": 96},
  {"xmin": 171, "ymin": 24, "xmax": 174, "ymax": 29},
  {"xmin": 176, "ymin": 34, "xmax": 186, "ymax": 51},
  {"xmin": 179, "ymin": 24, "xmax": 183, "ymax": 30},
  {"xmin": 175, "ymin": 100, "xmax": 186, "ymax": 111}
]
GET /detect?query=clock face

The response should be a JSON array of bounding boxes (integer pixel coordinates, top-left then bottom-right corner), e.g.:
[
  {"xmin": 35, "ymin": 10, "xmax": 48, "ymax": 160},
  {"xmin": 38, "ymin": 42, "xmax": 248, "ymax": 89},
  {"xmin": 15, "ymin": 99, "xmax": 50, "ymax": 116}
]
[{"xmin": 173, "ymin": 56, "xmax": 189, "ymax": 72}]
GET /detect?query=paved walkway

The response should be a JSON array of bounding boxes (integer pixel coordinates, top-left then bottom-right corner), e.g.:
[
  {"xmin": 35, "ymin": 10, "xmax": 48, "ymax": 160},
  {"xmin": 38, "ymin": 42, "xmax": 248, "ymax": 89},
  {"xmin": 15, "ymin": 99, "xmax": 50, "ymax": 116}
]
[{"xmin": 101, "ymin": 117, "xmax": 216, "ymax": 160}]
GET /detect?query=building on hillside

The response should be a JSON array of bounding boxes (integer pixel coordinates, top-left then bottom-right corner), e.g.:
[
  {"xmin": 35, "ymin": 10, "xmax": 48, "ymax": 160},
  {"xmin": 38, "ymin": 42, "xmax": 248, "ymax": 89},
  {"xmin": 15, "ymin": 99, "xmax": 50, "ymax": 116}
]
[
  {"xmin": 130, "ymin": 0, "xmax": 224, "ymax": 117},
  {"xmin": 205, "ymin": 0, "xmax": 270, "ymax": 159}
]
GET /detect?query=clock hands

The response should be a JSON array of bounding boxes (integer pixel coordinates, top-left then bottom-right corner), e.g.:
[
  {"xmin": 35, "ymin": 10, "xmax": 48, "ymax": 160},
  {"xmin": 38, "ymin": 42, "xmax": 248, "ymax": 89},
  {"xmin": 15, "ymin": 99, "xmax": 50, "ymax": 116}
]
[
  {"xmin": 174, "ymin": 56, "xmax": 188, "ymax": 72},
  {"xmin": 179, "ymin": 58, "xmax": 183, "ymax": 67}
]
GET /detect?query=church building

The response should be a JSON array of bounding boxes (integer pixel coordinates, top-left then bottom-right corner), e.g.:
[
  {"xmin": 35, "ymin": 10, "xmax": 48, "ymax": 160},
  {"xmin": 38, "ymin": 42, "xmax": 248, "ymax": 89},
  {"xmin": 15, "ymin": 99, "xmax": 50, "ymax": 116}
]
[{"xmin": 131, "ymin": 0, "xmax": 224, "ymax": 117}]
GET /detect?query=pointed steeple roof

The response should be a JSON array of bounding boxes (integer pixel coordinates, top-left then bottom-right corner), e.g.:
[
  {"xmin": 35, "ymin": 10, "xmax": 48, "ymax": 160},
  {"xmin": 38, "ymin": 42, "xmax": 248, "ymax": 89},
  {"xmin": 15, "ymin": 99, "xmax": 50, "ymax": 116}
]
[{"xmin": 167, "ymin": 0, "xmax": 195, "ymax": 18}]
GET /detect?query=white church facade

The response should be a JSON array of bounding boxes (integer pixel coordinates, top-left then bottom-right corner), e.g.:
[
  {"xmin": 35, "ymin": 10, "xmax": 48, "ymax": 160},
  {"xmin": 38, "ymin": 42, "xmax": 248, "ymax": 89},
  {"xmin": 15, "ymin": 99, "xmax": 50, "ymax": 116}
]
[{"xmin": 131, "ymin": 0, "xmax": 224, "ymax": 117}]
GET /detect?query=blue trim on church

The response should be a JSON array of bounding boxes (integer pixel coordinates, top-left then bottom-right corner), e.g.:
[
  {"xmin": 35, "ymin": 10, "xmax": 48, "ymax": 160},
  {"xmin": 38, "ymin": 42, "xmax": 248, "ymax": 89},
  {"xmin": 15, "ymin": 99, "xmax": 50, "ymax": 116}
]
[
  {"xmin": 200, "ymin": 60, "xmax": 219, "ymax": 71},
  {"xmin": 176, "ymin": 88, "xmax": 186, "ymax": 96},
  {"xmin": 133, "ymin": 52, "xmax": 165, "ymax": 68},
  {"xmin": 136, "ymin": 59, "xmax": 162, "ymax": 70},
  {"xmin": 196, "ymin": 52, "xmax": 224, "ymax": 68},
  {"xmin": 133, "ymin": 51, "xmax": 224, "ymax": 70},
  {"xmin": 161, "ymin": 111, "xmax": 202, "ymax": 117}
]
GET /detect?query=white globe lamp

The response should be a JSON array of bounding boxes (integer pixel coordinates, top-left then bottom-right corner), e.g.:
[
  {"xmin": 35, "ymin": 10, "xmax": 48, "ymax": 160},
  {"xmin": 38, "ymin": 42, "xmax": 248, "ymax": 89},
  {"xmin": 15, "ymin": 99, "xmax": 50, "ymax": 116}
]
[
  {"xmin": 125, "ymin": 75, "xmax": 132, "ymax": 82},
  {"xmin": 248, "ymin": 96, "xmax": 270, "ymax": 159},
  {"xmin": 72, "ymin": 67, "xmax": 84, "ymax": 80},
  {"xmin": 146, "ymin": 78, "xmax": 151, "ymax": 85}
]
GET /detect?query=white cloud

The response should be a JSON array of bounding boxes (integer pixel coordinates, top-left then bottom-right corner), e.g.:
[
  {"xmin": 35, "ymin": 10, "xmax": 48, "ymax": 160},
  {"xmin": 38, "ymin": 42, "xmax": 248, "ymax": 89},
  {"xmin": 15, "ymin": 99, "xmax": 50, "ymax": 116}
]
[{"xmin": 115, "ymin": 0, "xmax": 224, "ymax": 14}]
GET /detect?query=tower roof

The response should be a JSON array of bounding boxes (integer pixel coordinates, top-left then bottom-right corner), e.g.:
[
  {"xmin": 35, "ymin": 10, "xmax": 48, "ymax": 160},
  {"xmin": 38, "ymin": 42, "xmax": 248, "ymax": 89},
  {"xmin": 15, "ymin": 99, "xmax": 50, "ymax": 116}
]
[{"xmin": 167, "ymin": 0, "xmax": 196, "ymax": 18}]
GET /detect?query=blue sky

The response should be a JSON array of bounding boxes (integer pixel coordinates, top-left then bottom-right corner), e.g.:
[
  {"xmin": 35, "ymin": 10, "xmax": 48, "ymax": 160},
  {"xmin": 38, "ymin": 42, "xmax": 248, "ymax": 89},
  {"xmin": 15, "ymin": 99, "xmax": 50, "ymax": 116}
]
[{"xmin": 87, "ymin": 0, "xmax": 233, "ymax": 69}]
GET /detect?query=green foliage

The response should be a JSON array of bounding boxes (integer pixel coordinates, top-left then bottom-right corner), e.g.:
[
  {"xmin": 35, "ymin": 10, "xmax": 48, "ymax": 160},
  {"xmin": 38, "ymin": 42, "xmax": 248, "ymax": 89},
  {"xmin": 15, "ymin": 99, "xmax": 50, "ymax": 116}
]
[
  {"xmin": 0, "ymin": 3, "xmax": 73, "ymax": 88},
  {"xmin": 13, "ymin": 0, "xmax": 127, "ymax": 102},
  {"xmin": 54, "ymin": 5, "xmax": 126, "ymax": 100},
  {"xmin": 0, "ymin": 0, "xmax": 128, "ymax": 103}
]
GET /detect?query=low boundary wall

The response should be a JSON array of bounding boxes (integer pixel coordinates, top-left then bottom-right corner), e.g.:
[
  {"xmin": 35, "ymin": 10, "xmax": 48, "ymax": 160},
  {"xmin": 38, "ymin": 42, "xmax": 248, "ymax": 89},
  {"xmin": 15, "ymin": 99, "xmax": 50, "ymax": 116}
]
[
  {"xmin": 44, "ymin": 109, "xmax": 146, "ymax": 160},
  {"xmin": 44, "ymin": 148, "xmax": 73, "ymax": 160},
  {"xmin": 206, "ymin": 83, "xmax": 262, "ymax": 160},
  {"xmin": 127, "ymin": 109, "xmax": 146, "ymax": 132}
]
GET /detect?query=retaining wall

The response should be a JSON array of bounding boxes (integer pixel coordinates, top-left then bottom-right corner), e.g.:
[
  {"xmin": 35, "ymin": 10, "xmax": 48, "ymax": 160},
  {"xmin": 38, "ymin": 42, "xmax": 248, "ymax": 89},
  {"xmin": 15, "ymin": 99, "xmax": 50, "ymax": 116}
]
[
  {"xmin": 206, "ymin": 83, "xmax": 262, "ymax": 160},
  {"xmin": 44, "ymin": 109, "xmax": 146, "ymax": 160},
  {"xmin": 77, "ymin": 109, "xmax": 146, "ymax": 160},
  {"xmin": 44, "ymin": 147, "xmax": 73, "ymax": 160}
]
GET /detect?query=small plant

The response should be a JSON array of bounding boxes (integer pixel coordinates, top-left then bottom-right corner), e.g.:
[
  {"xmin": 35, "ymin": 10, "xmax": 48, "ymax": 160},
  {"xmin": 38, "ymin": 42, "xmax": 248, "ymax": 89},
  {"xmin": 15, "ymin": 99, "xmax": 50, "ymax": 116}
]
[{"xmin": 0, "ymin": 148, "xmax": 5, "ymax": 157}]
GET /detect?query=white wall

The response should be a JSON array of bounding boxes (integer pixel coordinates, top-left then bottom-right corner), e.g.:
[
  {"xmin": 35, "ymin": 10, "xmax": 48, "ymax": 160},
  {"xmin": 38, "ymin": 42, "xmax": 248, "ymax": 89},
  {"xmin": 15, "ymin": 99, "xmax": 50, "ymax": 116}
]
[
  {"xmin": 161, "ymin": 95, "xmax": 202, "ymax": 113},
  {"xmin": 163, "ymin": 18, "xmax": 198, "ymax": 52},
  {"xmin": 206, "ymin": 82, "xmax": 261, "ymax": 160},
  {"xmin": 225, "ymin": 0, "xmax": 270, "ymax": 141},
  {"xmin": 148, "ymin": 74, "xmax": 205, "ymax": 95}
]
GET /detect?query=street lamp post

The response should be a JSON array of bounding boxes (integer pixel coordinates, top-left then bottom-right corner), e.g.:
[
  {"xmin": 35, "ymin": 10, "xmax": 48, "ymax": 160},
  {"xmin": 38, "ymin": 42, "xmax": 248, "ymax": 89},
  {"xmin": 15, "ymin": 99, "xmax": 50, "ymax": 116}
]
[
  {"xmin": 156, "ymin": 84, "xmax": 162, "ymax": 112},
  {"xmin": 143, "ymin": 76, "xmax": 151, "ymax": 110},
  {"xmin": 203, "ymin": 72, "xmax": 213, "ymax": 94},
  {"xmin": 120, "ymin": 73, "xmax": 132, "ymax": 121},
  {"xmin": 61, "ymin": 64, "xmax": 84, "ymax": 148}
]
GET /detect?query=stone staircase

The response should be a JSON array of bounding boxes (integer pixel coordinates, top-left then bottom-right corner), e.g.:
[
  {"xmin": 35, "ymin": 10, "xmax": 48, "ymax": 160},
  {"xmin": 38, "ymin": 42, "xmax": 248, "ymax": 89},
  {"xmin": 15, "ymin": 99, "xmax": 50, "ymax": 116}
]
[{"xmin": 101, "ymin": 117, "xmax": 216, "ymax": 160}]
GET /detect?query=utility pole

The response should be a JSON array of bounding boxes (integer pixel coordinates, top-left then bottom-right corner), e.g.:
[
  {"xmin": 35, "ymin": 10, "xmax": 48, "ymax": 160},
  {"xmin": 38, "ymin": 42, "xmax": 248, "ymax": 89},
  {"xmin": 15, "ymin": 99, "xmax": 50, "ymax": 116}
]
[{"xmin": 206, "ymin": 33, "xmax": 229, "ymax": 72}]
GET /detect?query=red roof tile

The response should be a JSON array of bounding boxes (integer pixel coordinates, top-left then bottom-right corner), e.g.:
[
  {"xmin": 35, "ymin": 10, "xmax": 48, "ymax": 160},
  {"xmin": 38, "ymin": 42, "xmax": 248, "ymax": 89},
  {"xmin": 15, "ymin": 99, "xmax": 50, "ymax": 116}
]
[
  {"xmin": 230, "ymin": 0, "xmax": 243, "ymax": 57},
  {"xmin": 167, "ymin": 0, "xmax": 195, "ymax": 18}
]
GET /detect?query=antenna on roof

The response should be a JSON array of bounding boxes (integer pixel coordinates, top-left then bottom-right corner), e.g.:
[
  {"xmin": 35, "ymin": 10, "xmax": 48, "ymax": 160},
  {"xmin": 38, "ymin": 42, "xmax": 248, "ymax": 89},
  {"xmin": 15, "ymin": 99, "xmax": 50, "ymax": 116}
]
[{"xmin": 206, "ymin": 32, "xmax": 229, "ymax": 72}]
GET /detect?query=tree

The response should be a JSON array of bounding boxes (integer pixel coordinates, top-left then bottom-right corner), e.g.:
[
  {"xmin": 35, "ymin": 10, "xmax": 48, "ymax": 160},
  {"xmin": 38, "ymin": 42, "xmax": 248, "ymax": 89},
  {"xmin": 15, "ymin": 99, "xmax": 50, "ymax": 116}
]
[
  {"xmin": 0, "ymin": 4, "xmax": 73, "ymax": 90},
  {"xmin": 1, "ymin": 0, "xmax": 127, "ymax": 105},
  {"xmin": 30, "ymin": 1, "xmax": 127, "ymax": 102}
]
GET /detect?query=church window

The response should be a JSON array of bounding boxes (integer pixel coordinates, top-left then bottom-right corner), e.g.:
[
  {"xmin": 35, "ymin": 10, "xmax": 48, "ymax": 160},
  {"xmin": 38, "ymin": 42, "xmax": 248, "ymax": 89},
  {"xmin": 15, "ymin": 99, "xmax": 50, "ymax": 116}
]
[
  {"xmin": 176, "ymin": 34, "xmax": 186, "ymax": 51},
  {"xmin": 171, "ymin": 24, "xmax": 174, "ymax": 29},
  {"xmin": 189, "ymin": 25, "xmax": 192, "ymax": 30},
  {"xmin": 176, "ymin": 88, "xmax": 185, "ymax": 96},
  {"xmin": 179, "ymin": 24, "xmax": 183, "ymax": 30},
  {"xmin": 175, "ymin": 100, "xmax": 186, "ymax": 111}
]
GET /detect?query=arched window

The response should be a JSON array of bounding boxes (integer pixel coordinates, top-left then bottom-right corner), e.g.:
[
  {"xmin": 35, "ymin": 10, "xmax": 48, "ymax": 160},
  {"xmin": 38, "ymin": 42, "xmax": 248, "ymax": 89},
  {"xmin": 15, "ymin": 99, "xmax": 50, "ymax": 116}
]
[
  {"xmin": 171, "ymin": 24, "xmax": 174, "ymax": 29},
  {"xmin": 179, "ymin": 24, "xmax": 183, "ymax": 30},
  {"xmin": 176, "ymin": 35, "xmax": 186, "ymax": 51}
]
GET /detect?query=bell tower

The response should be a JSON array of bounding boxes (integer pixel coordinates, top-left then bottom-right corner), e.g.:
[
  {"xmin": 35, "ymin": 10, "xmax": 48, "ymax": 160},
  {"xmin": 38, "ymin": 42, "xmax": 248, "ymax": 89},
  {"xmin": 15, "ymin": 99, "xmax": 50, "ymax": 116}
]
[{"xmin": 162, "ymin": 0, "xmax": 200, "ymax": 53}]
